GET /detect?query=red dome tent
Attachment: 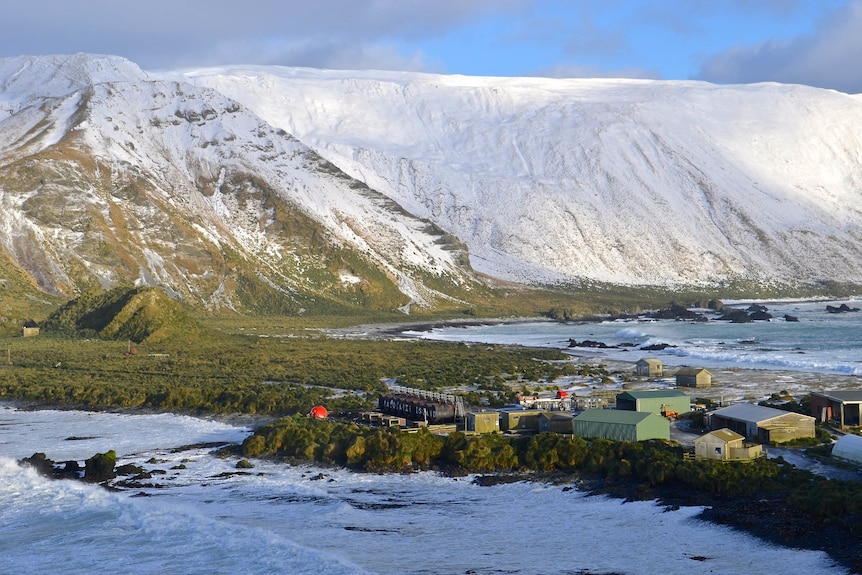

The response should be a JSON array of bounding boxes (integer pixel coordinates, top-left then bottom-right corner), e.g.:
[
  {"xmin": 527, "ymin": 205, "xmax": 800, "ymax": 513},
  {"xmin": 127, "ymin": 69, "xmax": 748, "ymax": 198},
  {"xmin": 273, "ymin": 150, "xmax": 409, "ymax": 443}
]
[{"xmin": 309, "ymin": 405, "xmax": 329, "ymax": 420}]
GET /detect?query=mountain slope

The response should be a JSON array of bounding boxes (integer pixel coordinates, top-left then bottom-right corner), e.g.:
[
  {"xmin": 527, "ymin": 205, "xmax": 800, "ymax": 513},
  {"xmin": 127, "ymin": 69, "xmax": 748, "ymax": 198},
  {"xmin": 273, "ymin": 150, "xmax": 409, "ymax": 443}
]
[
  {"xmin": 182, "ymin": 66, "xmax": 862, "ymax": 287},
  {"xmin": 2, "ymin": 54, "xmax": 862, "ymax": 323},
  {"xmin": 0, "ymin": 55, "xmax": 477, "ymax": 317}
]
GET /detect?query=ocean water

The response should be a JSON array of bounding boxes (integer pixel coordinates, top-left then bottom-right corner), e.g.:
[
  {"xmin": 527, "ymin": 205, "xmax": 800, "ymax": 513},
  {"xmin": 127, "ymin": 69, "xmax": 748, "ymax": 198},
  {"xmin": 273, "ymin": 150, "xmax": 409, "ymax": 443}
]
[
  {"xmin": 0, "ymin": 404, "xmax": 848, "ymax": 575},
  {"xmin": 406, "ymin": 300, "xmax": 862, "ymax": 375}
]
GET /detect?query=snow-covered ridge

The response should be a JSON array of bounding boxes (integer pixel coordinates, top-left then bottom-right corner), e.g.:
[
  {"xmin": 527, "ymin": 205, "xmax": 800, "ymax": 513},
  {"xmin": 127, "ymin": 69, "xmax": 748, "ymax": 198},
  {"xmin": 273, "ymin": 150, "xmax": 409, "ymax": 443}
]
[{"xmin": 181, "ymin": 65, "xmax": 862, "ymax": 286}]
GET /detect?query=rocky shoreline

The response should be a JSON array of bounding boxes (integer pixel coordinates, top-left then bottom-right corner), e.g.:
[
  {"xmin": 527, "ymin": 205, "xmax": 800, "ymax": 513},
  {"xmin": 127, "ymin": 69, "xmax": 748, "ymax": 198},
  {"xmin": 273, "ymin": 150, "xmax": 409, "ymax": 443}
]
[{"xmin": 14, "ymin": 420, "xmax": 861, "ymax": 574}]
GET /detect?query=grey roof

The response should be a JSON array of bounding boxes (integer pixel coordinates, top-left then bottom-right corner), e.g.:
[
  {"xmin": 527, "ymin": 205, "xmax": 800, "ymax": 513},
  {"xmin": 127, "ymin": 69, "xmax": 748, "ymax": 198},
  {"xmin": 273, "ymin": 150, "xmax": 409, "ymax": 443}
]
[
  {"xmin": 617, "ymin": 389, "xmax": 688, "ymax": 400},
  {"xmin": 675, "ymin": 367, "xmax": 711, "ymax": 376},
  {"xmin": 539, "ymin": 412, "xmax": 574, "ymax": 421},
  {"xmin": 711, "ymin": 403, "xmax": 814, "ymax": 424},
  {"xmin": 811, "ymin": 390, "xmax": 862, "ymax": 403}
]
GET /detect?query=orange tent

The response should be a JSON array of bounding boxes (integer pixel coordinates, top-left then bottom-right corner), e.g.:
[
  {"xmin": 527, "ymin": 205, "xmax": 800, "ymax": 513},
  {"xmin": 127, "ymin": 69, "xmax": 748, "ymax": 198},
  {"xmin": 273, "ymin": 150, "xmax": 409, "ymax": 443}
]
[{"xmin": 309, "ymin": 405, "xmax": 329, "ymax": 420}]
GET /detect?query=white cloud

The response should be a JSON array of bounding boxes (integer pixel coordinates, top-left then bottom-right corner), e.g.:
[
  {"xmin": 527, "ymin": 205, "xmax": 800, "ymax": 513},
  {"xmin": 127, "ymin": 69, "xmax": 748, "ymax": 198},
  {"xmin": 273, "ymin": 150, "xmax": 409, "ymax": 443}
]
[
  {"xmin": 0, "ymin": 0, "xmax": 530, "ymax": 71},
  {"xmin": 698, "ymin": 0, "xmax": 862, "ymax": 93}
]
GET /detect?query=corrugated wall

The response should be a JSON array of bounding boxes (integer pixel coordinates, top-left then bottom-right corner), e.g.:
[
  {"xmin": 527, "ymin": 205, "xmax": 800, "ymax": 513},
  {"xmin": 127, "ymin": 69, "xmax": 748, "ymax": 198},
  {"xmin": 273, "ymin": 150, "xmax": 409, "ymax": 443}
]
[
  {"xmin": 572, "ymin": 420, "xmax": 637, "ymax": 442},
  {"xmin": 635, "ymin": 415, "xmax": 671, "ymax": 440}
]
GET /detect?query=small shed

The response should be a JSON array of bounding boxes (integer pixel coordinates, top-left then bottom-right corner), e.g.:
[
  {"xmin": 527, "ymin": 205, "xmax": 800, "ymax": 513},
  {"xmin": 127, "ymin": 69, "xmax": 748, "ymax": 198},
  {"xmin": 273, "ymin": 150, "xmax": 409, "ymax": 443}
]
[
  {"xmin": 694, "ymin": 428, "xmax": 762, "ymax": 461},
  {"xmin": 675, "ymin": 367, "xmax": 712, "ymax": 388},
  {"xmin": 538, "ymin": 412, "xmax": 573, "ymax": 434},
  {"xmin": 635, "ymin": 358, "xmax": 663, "ymax": 377},
  {"xmin": 810, "ymin": 391, "xmax": 862, "ymax": 427},
  {"xmin": 832, "ymin": 434, "xmax": 862, "ymax": 467},
  {"xmin": 616, "ymin": 389, "xmax": 690, "ymax": 416},
  {"xmin": 572, "ymin": 409, "xmax": 670, "ymax": 442},
  {"xmin": 467, "ymin": 411, "xmax": 500, "ymax": 434},
  {"xmin": 708, "ymin": 403, "xmax": 815, "ymax": 444}
]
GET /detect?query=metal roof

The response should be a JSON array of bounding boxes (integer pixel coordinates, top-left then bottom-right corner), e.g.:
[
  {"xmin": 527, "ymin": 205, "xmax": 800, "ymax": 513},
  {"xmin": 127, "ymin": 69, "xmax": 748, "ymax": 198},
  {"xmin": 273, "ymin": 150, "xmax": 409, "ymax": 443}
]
[
  {"xmin": 539, "ymin": 412, "xmax": 573, "ymax": 421},
  {"xmin": 617, "ymin": 389, "xmax": 688, "ymax": 400},
  {"xmin": 812, "ymin": 390, "xmax": 862, "ymax": 403},
  {"xmin": 710, "ymin": 403, "xmax": 814, "ymax": 424},
  {"xmin": 696, "ymin": 428, "xmax": 744, "ymax": 443},
  {"xmin": 675, "ymin": 367, "xmax": 711, "ymax": 376}
]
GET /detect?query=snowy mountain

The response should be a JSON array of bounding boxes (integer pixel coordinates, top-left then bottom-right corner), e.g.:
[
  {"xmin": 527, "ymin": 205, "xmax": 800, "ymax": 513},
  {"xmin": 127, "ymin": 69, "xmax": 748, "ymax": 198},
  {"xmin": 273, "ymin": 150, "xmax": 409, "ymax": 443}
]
[
  {"xmin": 2, "ymin": 54, "xmax": 862, "ymax": 315},
  {"xmin": 181, "ymin": 65, "xmax": 862, "ymax": 288}
]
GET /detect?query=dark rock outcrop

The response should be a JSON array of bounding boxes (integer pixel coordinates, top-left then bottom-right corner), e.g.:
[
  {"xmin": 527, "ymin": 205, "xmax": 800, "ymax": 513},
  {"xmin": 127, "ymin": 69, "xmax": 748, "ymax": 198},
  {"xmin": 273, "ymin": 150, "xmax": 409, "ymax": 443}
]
[
  {"xmin": 116, "ymin": 463, "xmax": 145, "ymax": 476},
  {"xmin": 568, "ymin": 339, "xmax": 614, "ymax": 349},
  {"xmin": 84, "ymin": 450, "xmax": 117, "ymax": 482},
  {"xmin": 716, "ymin": 308, "xmax": 754, "ymax": 323},
  {"xmin": 646, "ymin": 304, "xmax": 707, "ymax": 322},
  {"xmin": 749, "ymin": 310, "xmax": 773, "ymax": 321},
  {"xmin": 19, "ymin": 452, "xmax": 55, "ymax": 476},
  {"xmin": 640, "ymin": 343, "xmax": 675, "ymax": 351},
  {"xmin": 827, "ymin": 304, "xmax": 860, "ymax": 313}
]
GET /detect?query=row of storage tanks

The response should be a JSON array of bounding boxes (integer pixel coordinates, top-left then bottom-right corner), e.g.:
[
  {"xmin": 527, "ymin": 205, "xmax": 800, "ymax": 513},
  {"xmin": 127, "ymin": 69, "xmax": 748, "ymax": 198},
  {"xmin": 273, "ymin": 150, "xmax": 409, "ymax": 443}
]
[{"xmin": 378, "ymin": 393, "xmax": 456, "ymax": 424}]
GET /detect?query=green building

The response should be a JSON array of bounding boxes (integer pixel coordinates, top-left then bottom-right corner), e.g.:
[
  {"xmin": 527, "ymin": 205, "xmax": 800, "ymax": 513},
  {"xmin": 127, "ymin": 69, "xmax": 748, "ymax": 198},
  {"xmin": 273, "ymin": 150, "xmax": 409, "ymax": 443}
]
[
  {"xmin": 615, "ymin": 389, "xmax": 690, "ymax": 415},
  {"xmin": 572, "ymin": 409, "xmax": 670, "ymax": 442},
  {"xmin": 466, "ymin": 411, "xmax": 500, "ymax": 434}
]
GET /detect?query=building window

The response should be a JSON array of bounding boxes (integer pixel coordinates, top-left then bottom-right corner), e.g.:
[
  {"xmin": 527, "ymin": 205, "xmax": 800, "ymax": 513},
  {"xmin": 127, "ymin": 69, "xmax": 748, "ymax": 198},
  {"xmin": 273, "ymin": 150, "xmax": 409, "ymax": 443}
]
[{"xmin": 715, "ymin": 447, "xmax": 722, "ymax": 455}]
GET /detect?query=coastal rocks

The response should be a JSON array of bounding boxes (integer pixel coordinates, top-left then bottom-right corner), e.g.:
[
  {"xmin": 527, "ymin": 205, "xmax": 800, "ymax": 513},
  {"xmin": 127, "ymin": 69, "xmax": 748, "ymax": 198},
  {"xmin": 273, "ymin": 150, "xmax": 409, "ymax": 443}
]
[
  {"xmin": 639, "ymin": 343, "xmax": 676, "ymax": 351},
  {"xmin": 784, "ymin": 314, "xmax": 799, "ymax": 322},
  {"xmin": 568, "ymin": 339, "xmax": 615, "ymax": 349},
  {"xmin": 646, "ymin": 304, "xmax": 707, "ymax": 322},
  {"xmin": 116, "ymin": 463, "xmax": 145, "ymax": 475},
  {"xmin": 19, "ymin": 453, "xmax": 58, "ymax": 476},
  {"xmin": 19, "ymin": 449, "xmax": 120, "ymax": 483},
  {"xmin": 826, "ymin": 303, "xmax": 860, "ymax": 313},
  {"xmin": 716, "ymin": 308, "xmax": 752, "ymax": 322},
  {"xmin": 748, "ymin": 310, "xmax": 773, "ymax": 321}
]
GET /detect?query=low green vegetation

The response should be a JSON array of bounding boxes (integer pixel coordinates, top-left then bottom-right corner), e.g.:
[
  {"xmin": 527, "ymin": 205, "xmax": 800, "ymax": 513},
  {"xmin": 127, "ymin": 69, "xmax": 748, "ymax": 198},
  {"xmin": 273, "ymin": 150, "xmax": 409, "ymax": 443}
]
[
  {"xmin": 0, "ymin": 286, "xmax": 608, "ymax": 414},
  {"xmin": 0, "ymin": 331, "xmax": 596, "ymax": 413}
]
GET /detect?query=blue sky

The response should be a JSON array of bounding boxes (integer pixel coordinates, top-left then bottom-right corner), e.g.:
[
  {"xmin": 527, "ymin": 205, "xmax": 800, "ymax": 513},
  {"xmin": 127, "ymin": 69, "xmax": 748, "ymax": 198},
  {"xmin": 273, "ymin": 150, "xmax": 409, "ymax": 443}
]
[{"xmin": 2, "ymin": 0, "xmax": 861, "ymax": 92}]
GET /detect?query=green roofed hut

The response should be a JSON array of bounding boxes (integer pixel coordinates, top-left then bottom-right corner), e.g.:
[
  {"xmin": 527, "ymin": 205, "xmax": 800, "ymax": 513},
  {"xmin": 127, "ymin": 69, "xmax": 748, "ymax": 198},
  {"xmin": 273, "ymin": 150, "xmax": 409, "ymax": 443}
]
[
  {"xmin": 615, "ymin": 389, "xmax": 690, "ymax": 416},
  {"xmin": 572, "ymin": 409, "xmax": 670, "ymax": 442}
]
